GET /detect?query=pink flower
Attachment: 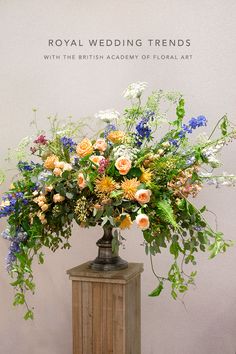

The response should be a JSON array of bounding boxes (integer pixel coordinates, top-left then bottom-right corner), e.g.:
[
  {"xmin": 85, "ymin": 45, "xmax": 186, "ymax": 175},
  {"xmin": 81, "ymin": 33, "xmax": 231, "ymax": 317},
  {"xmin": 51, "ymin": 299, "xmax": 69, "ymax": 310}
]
[
  {"xmin": 115, "ymin": 156, "xmax": 132, "ymax": 175},
  {"xmin": 135, "ymin": 214, "xmax": 150, "ymax": 230},
  {"xmin": 34, "ymin": 135, "xmax": 48, "ymax": 145},
  {"xmin": 77, "ymin": 173, "xmax": 87, "ymax": 189},
  {"xmin": 93, "ymin": 138, "xmax": 107, "ymax": 152},
  {"xmin": 135, "ymin": 189, "xmax": 152, "ymax": 204}
]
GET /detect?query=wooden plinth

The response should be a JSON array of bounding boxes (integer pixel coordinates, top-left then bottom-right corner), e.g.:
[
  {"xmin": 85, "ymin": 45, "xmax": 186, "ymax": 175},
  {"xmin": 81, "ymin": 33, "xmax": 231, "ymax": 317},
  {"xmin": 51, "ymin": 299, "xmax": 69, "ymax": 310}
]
[{"xmin": 67, "ymin": 262, "xmax": 143, "ymax": 354}]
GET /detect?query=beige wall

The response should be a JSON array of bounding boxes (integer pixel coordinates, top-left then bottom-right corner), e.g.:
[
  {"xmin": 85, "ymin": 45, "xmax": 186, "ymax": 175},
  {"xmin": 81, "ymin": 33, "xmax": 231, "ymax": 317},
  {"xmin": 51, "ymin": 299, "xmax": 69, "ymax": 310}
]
[{"xmin": 1, "ymin": 1, "xmax": 236, "ymax": 353}]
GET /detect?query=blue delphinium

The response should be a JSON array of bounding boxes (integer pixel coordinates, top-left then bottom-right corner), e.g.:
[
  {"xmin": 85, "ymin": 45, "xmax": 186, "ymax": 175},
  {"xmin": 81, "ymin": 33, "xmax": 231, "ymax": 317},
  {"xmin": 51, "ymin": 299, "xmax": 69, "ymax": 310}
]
[
  {"xmin": 18, "ymin": 161, "xmax": 34, "ymax": 172},
  {"xmin": 0, "ymin": 193, "xmax": 28, "ymax": 218},
  {"xmin": 170, "ymin": 115, "xmax": 207, "ymax": 146},
  {"xmin": 2, "ymin": 228, "xmax": 28, "ymax": 270},
  {"xmin": 60, "ymin": 136, "xmax": 76, "ymax": 152},
  {"xmin": 186, "ymin": 156, "xmax": 196, "ymax": 166},
  {"xmin": 180, "ymin": 115, "xmax": 207, "ymax": 138},
  {"xmin": 135, "ymin": 110, "xmax": 154, "ymax": 147}
]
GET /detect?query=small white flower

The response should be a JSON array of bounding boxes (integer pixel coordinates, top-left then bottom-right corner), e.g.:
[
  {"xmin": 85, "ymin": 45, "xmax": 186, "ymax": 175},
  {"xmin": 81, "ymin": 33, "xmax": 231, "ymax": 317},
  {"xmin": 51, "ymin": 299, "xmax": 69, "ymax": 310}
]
[
  {"xmin": 95, "ymin": 109, "xmax": 120, "ymax": 123},
  {"xmin": 63, "ymin": 163, "xmax": 73, "ymax": 171},
  {"xmin": 123, "ymin": 82, "xmax": 147, "ymax": 100},
  {"xmin": 113, "ymin": 145, "xmax": 139, "ymax": 161}
]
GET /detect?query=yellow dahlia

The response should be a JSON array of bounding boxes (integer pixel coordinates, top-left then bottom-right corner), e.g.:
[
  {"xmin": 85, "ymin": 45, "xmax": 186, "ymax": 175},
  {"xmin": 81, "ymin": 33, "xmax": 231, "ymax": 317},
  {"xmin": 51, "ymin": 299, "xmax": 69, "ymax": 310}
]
[
  {"xmin": 121, "ymin": 178, "xmax": 140, "ymax": 200},
  {"xmin": 116, "ymin": 214, "xmax": 132, "ymax": 229},
  {"xmin": 140, "ymin": 167, "xmax": 153, "ymax": 183},
  {"xmin": 95, "ymin": 176, "xmax": 119, "ymax": 195}
]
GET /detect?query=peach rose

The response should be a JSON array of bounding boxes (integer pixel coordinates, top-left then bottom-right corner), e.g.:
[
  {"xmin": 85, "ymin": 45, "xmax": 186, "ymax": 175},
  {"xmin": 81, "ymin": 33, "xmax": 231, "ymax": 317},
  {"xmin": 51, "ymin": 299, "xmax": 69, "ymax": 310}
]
[
  {"xmin": 135, "ymin": 189, "xmax": 152, "ymax": 204},
  {"xmin": 45, "ymin": 185, "xmax": 53, "ymax": 193},
  {"xmin": 76, "ymin": 138, "xmax": 93, "ymax": 157},
  {"xmin": 53, "ymin": 194, "xmax": 65, "ymax": 203},
  {"xmin": 107, "ymin": 130, "xmax": 125, "ymax": 144},
  {"xmin": 41, "ymin": 204, "xmax": 49, "ymax": 212},
  {"xmin": 44, "ymin": 155, "xmax": 59, "ymax": 170},
  {"xmin": 53, "ymin": 167, "xmax": 62, "ymax": 177},
  {"xmin": 135, "ymin": 214, "xmax": 150, "ymax": 230},
  {"xmin": 77, "ymin": 173, "xmax": 87, "ymax": 189},
  {"xmin": 89, "ymin": 155, "xmax": 105, "ymax": 167},
  {"xmin": 115, "ymin": 156, "xmax": 132, "ymax": 175},
  {"xmin": 93, "ymin": 138, "xmax": 107, "ymax": 152}
]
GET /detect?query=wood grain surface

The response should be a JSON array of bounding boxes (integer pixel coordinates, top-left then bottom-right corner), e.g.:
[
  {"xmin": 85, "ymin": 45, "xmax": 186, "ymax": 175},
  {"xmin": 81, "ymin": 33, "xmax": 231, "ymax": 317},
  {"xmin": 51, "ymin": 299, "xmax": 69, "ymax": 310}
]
[{"xmin": 68, "ymin": 263, "xmax": 143, "ymax": 354}]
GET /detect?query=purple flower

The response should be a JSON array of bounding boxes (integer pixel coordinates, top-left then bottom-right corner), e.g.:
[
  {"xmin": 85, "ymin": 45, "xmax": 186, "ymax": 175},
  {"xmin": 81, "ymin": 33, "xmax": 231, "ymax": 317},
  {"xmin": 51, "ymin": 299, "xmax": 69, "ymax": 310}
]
[
  {"xmin": 186, "ymin": 156, "xmax": 196, "ymax": 166},
  {"xmin": 189, "ymin": 116, "xmax": 207, "ymax": 129},
  {"xmin": 2, "ymin": 228, "xmax": 28, "ymax": 270},
  {"xmin": 175, "ymin": 115, "xmax": 207, "ymax": 144},
  {"xmin": 0, "ymin": 193, "xmax": 28, "ymax": 218},
  {"xmin": 169, "ymin": 139, "xmax": 179, "ymax": 147},
  {"xmin": 135, "ymin": 111, "xmax": 154, "ymax": 146},
  {"xmin": 98, "ymin": 158, "xmax": 109, "ymax": 174},
  {"xmin": 60, "ymin": 136, "xmax": 76, "ymax": 152},
  {"xmin": 104, "ymin": 124, "xmax": 116, "ymax": 139}
]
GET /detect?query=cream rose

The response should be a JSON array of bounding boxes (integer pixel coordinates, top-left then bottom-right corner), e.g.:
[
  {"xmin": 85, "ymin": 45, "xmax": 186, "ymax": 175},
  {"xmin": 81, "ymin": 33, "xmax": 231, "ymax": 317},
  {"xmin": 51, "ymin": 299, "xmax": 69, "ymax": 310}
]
[
  {"xmin": 115, "ymin": 156, "xmax": 132, "ymax": 175},
  {"xmin": 135, "ymin": 189, "xmax": 152, "ymax": 204},
  {"xmin": 76, "ymin": 138, "xmax": 93, "ymax": 157},
  {"xmin": 135, "ymin": 214, "xmax": 150, "ymax": 230},
  {"xmin": 63, "ymin": 163, "xmax": 73, "ymax": 171},
  {"xmin": 93, "ymin": 138, "xmax": 107, "ymax": 152},
  {"xmin": 54, "ymin": 161, "xmax": 65, "ymax": 169},
  {"xmin": 53, "ymin": 194, "xmax": 65, "ymax": 203},
  {"xmin": 53, "ymin": 167, "xmax": 62, "ymax": 177},
  {"xmin": 77, "ymin": 173, "xmax": 87, "ymax": 189}
]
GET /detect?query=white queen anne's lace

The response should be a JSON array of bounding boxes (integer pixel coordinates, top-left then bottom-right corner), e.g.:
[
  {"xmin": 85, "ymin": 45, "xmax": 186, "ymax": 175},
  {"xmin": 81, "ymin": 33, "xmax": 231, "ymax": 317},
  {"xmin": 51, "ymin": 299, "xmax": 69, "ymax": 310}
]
[
  {"xmin": 123, "ymin": 82, "xmax": 147, "ymax": 100},
  {"xmin": 95, "ymin": 109, "xmax": 120, "ymax": 123}
]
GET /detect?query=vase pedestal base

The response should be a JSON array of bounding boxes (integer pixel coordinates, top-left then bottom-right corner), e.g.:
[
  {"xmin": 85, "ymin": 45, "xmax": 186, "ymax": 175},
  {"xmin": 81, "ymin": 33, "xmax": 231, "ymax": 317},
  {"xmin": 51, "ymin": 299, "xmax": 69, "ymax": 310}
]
[
  {"xmin": 90, "ymin": 256, "xmax": 128, "ymax": 271},
  {"xmin": 67, "ymin": 261, "xmax": 143, "ymax": 354}
]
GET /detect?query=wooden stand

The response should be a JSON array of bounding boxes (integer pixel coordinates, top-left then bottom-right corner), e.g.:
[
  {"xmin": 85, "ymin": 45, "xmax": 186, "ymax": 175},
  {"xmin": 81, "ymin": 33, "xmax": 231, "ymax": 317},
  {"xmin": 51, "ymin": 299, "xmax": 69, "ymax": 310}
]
[{"xmin": 67, "ymin": 262, "xmax": 143, "ymax": 354}]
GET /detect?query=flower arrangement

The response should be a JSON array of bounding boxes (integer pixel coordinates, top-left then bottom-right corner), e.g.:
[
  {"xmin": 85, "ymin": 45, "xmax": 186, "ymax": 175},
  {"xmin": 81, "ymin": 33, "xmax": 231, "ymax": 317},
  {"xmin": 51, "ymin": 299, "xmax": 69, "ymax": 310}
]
[{"xmin": 1, "ymin": 82, "xmax": 236, "ymax": 319}]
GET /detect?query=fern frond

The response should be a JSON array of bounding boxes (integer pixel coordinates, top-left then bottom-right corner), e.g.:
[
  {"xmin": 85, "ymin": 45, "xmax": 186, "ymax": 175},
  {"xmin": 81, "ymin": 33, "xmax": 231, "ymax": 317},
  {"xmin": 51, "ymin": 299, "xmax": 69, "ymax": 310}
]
[{"xmin": 157, "ymin": 200, "xmax": 178, "ymax": 229}]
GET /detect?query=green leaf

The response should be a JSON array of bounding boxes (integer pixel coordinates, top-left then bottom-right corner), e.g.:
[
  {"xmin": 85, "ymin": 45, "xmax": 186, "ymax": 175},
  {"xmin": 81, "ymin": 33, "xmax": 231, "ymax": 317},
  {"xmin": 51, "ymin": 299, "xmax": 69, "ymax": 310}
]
[
  {"xmin": 38, "ymin": 252, "xmax": 44, "ymax": 264},
  {"xmin": 127, "ymin": 167, "xmax": 142, "ymax": 178},
  {"xmin": 220, "ymin": 116, "xmax": 228, "ymax": 136},
  {"xmin": 13, "ymin": 293, "xmax": 25, "ymax": 306},
  {"xmin": 171, "ymin": 290, "xmax": 177, "ymax": 300},
  {"xmin": 170, "ymin": 242, "xmax": 179, "ymax": 258},
  {"xmin": 24, "ymin": 310, "xmax": 34, "ymax": 320},
  {"xmin": 148, "ymin": 281, "xmax": 164, "ymax": 297}
]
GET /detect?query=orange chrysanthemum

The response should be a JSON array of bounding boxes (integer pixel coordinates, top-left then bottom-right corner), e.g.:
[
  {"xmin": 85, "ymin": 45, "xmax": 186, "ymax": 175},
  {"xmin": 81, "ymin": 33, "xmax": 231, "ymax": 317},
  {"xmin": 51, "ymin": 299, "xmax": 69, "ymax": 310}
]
[
  {"xmin": 121, "ymin": 178, "xmax": 140, "ymax": 200},
  {"xmin": 95, "ymin": 176, "xmax": 119, "ymax": 195}
]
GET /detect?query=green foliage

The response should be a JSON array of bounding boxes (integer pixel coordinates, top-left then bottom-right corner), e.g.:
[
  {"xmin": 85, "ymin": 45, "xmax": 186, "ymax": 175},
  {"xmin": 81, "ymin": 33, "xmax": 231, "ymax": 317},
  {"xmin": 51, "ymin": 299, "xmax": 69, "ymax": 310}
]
[
  {"xmin": 149, "ymin": 281, "xmax": 164, "ymax": 297},
  {"xmin": 156, "ymin": 200, "xmax": 178, "ymax": 229}
]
